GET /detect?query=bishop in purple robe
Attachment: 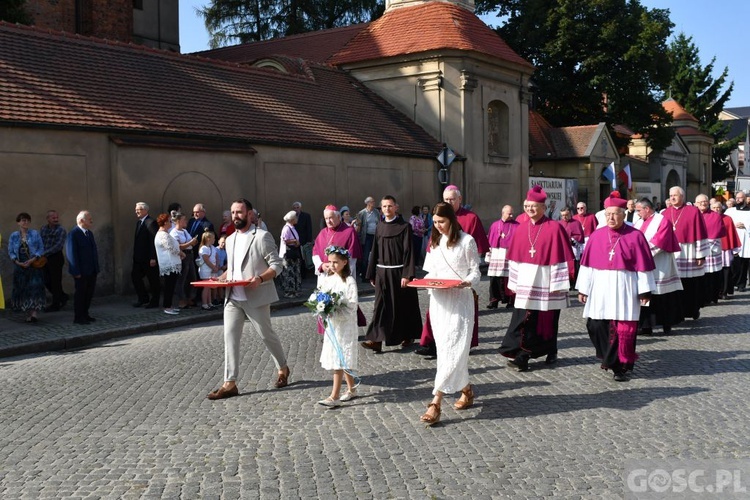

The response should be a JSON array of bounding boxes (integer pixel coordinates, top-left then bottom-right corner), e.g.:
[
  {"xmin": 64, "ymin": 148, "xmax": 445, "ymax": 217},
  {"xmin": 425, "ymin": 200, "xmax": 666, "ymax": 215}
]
[
  {"xmin": 577, "ymin": 194, "xmax": 655, "ymax": 381},
  {"xmin": 486, "ymin": 205, "xmax": 518, "ymax": 308},
  {"xmin": 499, "ymin": 185, "xmax": 574, "ymax": 372}
]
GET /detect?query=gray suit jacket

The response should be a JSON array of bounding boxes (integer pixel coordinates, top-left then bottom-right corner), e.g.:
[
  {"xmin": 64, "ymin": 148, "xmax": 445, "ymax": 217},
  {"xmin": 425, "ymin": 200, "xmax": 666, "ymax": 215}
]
[{"xmin": 225, "ymin": 226, "xmax": 283, "ymax": 308}]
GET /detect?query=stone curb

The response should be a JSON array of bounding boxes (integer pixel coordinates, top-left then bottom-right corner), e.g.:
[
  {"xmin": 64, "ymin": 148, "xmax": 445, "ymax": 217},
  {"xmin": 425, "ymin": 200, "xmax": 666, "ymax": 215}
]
[{"xmin": 0, "ymin": 285, "xmax": 376, "ymax": 359}]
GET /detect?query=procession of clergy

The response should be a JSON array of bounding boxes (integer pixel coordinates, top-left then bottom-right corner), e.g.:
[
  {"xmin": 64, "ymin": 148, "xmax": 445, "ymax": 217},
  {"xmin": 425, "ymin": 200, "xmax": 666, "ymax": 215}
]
[
  {"xmin": 315, "ymin": 182, "xmax": 745, "ymax": 389},
  {"xmin": 486, "ymin": 184, "xmax": 745, "ymax": 381}
]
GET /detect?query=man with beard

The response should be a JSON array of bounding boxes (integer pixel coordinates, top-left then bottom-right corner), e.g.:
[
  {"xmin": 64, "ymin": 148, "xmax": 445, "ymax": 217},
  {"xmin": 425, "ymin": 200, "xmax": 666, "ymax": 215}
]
[
  {"xmin": 206, "ymin": 199, "xmax": 291, "ymax": 400},
  {"xmin": 499, "ymin": 185, "xmax": 574, "ymax": 371},
  {"xmin": 361, "ymin": 196, "xmax": 422, "ymax": 353},
  {"xmin": 663, "ymin": 186, "xmax": 708, "ymax": 320},
  {"xmin": 578, "ymin": 194, "xmax": 655, "ymax": 382}
]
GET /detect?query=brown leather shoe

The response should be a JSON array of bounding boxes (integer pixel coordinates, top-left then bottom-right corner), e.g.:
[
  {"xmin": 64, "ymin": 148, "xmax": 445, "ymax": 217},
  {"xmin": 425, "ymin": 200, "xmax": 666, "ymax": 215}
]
[
  {"xmin": 361, "ymin": 340, "xmax": 382, "ymax": 353},
  {"xmin": 453, "ymin": 385, "xmax": 474, "ymax": 410},
  {"xmin": 420, "ymin": 402, "xmax": 441, "ymax": 426},
  {"xmin": 275, "ymin": 366, "xmax": 290, "ymax": 389},
  {"xmin": 207, "ymin": 385, "xmax": 239, "ymax": 400}
]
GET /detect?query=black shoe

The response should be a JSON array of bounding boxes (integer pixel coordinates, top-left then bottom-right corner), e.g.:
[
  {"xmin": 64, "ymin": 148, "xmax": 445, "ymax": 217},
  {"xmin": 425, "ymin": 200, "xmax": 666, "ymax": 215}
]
[
  {"xmin": 486, "ymin": 302, "xmax": 498, "ymax": 309},
  {"xmin": 507, "ymin": 355, "xmax": 529, "ymax": 372},
  {"xmin": 415, "ymin": 344, "xmax": 437, "ymax": 356},
  {"xmin": 639, "ymin": 328, "xmax": 653, "ymax": 336},
  {"xmin": 545, "ymin": 353, "xmax": 558, "ymax": 365},
  {"xmin": 86, "ymin": 317, "xmax": 96, "ymax": 322},
  {"xmin": 663, "ymin": 325, "xmax": 671, "ymax": 335},
  {"xmin": 737, "ymin": 287, "xmax": 746, "ymax": 292},
  {"xmin": 505, "ymin": 302, "xmax": 514, "ymax": 309},
  {"xmin": 692, "ymin": 311, "xmax": 700, "ymax": 320},
  {"xmin": 132, "ymin": 301, "xmax": 148, "ymax": 308},
  {"xmin": 613, "ymin": 372, "xmax": 628, "ymax": 382},
  {"xmin": 73, "ymin": 319, "xmax": 91, "ymax": 325}
]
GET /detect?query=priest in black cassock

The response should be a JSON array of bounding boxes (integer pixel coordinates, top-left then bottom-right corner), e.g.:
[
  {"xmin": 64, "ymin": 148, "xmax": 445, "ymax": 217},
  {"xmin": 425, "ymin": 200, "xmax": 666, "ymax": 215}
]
[{"xmin": 361, "ymin": 195, "xmax": 422, "ymax": 353}]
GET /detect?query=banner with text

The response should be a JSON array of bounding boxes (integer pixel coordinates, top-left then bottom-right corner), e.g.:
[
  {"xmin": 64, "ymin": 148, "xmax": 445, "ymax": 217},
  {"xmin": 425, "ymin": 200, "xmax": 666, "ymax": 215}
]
[{"xmin": 529, "ymin": 177, "xmax": 578, "ymax": 220}]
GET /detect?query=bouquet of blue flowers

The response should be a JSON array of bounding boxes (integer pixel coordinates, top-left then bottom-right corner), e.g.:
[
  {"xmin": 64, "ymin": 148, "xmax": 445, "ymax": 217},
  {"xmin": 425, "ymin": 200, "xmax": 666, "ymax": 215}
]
[{"xmin": 304, "ymin": 288, "xmax": 346, "ymax": 327}]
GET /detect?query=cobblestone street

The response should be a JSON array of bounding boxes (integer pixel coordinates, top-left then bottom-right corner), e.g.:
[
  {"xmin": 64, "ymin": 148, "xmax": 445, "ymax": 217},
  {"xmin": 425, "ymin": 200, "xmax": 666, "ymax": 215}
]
[{"xmin": 2, "ymin": 277, "xmax": 750, "ymax": 499}]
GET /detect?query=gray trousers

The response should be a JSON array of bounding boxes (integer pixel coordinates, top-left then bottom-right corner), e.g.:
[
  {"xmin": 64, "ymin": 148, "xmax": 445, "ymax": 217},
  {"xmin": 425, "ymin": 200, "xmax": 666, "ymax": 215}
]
[{"xmin": 224, "ymin": 300, "xmax": 287, "ymax": 382}]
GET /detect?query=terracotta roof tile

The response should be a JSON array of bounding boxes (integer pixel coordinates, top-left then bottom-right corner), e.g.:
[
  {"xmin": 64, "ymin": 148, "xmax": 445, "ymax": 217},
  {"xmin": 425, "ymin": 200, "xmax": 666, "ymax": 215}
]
[
  {"xmin": 529, "ymin": 110, "xmax": 599, "ymax": 160},
  {"xmin": 663, "ymin": 98, "xmax": 699, "ymax": 123},
  {"xmin": 329, "ymin": 3, "xmax": 531, "ymax": 67},
  {"xmin": 529, "ymin": 110, "xmax": 555, "ymax": 158},
  {"xmin": 194, "ymin": 24, "xmax": 368, "ymax": 64},
  {"xmin": 0, "ymin": 22, "xmax": 442, "ymax": 156},
  {"xmin": 549, "ymin": 125, "xmax": 599, "ymax": 158}
]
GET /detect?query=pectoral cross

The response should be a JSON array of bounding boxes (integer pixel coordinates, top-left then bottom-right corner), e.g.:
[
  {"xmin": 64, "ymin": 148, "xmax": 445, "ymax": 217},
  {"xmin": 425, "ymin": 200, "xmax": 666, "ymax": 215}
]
[
  {"xmin": 501, "ymin": 232, "xmax": 505, "ymax": 238},
  {"xmin": 529, "ymin": 247, "xmax": 536, "ymax": 257},
  {"xmin": 609, "ymin": 248, "xmax": 615, "ymax": 261}
]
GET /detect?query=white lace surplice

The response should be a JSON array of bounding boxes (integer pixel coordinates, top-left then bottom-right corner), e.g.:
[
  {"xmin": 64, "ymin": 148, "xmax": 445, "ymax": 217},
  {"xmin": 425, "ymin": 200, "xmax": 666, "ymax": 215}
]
[
  {"xmin": 576, "ymin": 267, "xmax": 655, "ymax": 321},
  {"xmin": 508, "ymin": 261, "xmax": 570, "ymax": 311},
  {"xmin": 675, "ymin": 240, "xmax": 708, "ymax": 278},
  {"xmin": 319, "ymin": 274, "xmax": 359, "ymax": 371},
  {"xmin": 422, "ymin": 233, "xmax": 481, "ymax": 395}
]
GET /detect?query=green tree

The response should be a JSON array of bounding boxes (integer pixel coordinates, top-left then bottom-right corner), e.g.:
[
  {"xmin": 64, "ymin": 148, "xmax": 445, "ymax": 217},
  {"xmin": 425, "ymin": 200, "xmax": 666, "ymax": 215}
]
[
  {"xmin": 198, "ymin": 0, "xmax": 383, "ymax": 48},
  {"xmin": 667, "ymin": 33, "xmax": 742, "ymax": 182},
  {"xmin": 0, "ymin": 0, "xmax": 33, "ymax": 25},
  {"xmin": 478, "ymin": 0, "xmax": 675, "ymax": 150}
]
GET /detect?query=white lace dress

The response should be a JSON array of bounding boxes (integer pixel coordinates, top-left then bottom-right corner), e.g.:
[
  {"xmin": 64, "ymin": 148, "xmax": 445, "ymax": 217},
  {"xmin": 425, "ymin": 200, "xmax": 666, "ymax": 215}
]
[
  {"xmin": 422, "ymin": 232, "xmax": 481, "ymax": 395},
  {"xmin": 319, "ymin": 274, "xmax": 359, "ymax": 371}
]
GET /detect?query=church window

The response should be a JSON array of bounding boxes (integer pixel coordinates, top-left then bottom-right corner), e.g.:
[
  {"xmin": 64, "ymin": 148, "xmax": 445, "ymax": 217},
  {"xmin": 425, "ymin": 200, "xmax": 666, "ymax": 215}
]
[{"xmin": 488, "ymin": 100, "xmax": 509, "ymax": 157}]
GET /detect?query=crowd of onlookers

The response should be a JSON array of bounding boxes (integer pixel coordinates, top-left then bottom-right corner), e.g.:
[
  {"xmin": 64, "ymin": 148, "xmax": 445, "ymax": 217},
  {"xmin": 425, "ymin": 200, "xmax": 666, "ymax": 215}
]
[{"xmin": 0, "ymin": 196, "xmax": 437, "ymax": 324}]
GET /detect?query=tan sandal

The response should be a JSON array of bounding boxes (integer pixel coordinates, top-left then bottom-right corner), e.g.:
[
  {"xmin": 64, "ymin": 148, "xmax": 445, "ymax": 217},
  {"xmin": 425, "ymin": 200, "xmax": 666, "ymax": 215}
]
[
  {"xmin": 453, "ymin": 385, "xmax": 474, "ymax": 410},
  {"xmin": 420, "ymin": 402, "xmax": 441, "ymax": 426}
]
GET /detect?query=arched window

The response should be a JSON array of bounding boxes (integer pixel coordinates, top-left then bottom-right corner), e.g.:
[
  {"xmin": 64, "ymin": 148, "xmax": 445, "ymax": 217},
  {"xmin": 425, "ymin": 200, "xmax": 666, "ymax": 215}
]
[{"xmin": 487, "ymin": 100, "xmax": 509, "ymax": 157}]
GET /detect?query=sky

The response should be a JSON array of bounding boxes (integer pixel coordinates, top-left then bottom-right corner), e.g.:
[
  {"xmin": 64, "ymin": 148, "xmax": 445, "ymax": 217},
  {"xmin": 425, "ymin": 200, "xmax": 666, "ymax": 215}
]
[{"xmin": 178, "ymin": 0, "xmax": 748, "ymax": 108}]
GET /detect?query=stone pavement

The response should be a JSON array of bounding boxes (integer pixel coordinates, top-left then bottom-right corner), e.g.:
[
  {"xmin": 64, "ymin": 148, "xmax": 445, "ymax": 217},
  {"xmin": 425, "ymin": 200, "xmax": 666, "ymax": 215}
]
[{"xmin": 2, "ymin": 276, "xmax": 750, "ymax": 499}]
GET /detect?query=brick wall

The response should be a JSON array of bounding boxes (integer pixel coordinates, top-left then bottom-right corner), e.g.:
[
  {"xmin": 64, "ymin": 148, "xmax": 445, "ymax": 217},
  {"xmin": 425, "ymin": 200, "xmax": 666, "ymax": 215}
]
[{"xmin": 24, "ymin": 0, "xmax": 132, "ymax": 43}]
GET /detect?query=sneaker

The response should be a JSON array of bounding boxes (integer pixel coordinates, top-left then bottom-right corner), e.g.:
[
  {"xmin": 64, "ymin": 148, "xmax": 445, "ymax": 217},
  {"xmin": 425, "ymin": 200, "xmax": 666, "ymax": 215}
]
[
  {"xmin": 164, "ymin": 308, "xmax": 180, "ymax": 315},
  {"xmin": 340, "ymin": 389, "xmax": 357, "ymax": 402},
  {"xmin": 317, "ymin": 397, "xmax": 341, "ymax": 408},
  {"xmin": 201, "ymin": 304, "xmax": 213, "ymax": 311}
]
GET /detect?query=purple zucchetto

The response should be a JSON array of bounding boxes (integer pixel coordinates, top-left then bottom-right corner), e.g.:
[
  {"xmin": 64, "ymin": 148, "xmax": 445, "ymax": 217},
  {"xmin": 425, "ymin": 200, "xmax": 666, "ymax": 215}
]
[
  {"xmin": 603, "ymin": 191, "xmax": 627, "ymax": 209},
  {"xmin": 526, "ymin": 185, "xmax": 547, "ymax": 203}
]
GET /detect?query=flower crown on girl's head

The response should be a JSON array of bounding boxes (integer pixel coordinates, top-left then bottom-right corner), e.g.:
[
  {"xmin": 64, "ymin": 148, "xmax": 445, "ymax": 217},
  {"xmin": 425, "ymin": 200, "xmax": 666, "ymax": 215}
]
[{"xmin": 325, "ymin": 245, "xmax": 350, "ymax": 258}]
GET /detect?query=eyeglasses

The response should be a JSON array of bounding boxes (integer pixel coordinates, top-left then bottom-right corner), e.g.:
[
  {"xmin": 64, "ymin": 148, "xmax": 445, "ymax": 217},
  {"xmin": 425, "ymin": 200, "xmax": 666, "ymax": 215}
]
[{"xmin": 576, "ymin": 207, "xmax": 585, "ymax": 210}]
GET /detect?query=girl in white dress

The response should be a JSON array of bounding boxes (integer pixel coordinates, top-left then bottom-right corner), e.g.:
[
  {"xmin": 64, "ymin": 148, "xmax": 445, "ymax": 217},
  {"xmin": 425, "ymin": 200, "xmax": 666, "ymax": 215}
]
[
  {"xmin": 197, "ymin": 232, "xmax": 220, "ymax": 310},
  {"xmin": 317, "ymin": 246, "xmax": 360, "ymax": 408},
  {"xmin": 420, "ymin": 202, "xmax": 481, "ymax": 425}
]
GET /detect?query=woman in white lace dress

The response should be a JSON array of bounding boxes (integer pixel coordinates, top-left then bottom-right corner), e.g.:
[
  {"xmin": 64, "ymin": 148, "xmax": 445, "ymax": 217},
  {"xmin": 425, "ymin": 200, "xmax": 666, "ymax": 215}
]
[
  {"xmin": 154, "ymin": 213, "xmax": 184, "ymax": 315},
  {"xmin": 420, "ymin": 202, "xmax": 481, "ymax": 425},
  {"xmin": 317, "ymin": 246, "xmax": 360, "ymax": 407}
]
